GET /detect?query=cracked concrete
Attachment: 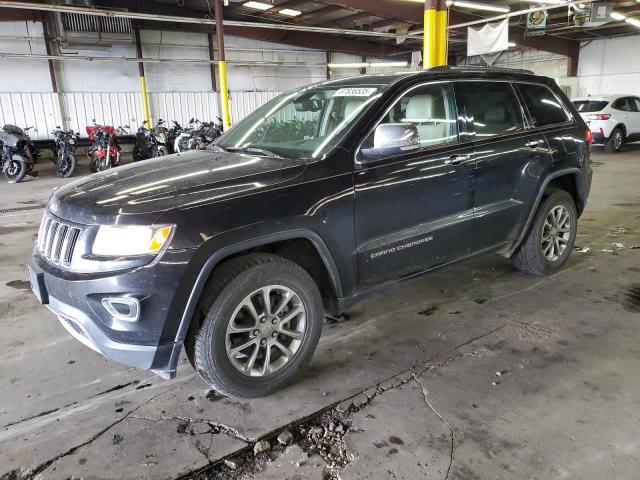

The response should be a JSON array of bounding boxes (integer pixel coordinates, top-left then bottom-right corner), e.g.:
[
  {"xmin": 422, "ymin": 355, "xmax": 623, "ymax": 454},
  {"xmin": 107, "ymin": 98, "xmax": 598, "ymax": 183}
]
[{"xmin": 2, "ymin": 148, "xmax": 640, "ymax": 479}]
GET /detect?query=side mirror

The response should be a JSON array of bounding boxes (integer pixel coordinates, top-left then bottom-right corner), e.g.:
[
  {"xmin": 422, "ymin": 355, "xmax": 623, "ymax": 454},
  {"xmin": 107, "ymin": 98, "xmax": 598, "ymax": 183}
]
[{"xmin": 360, "ymin": 123, "xmax": 420, "ymax": 160}]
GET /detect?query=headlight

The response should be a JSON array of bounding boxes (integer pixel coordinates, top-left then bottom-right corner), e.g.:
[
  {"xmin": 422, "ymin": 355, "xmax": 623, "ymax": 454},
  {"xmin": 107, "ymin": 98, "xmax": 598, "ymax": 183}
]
[{"xmin": 92, "ymin": 225, "xmax": 174, "ymax": 256}]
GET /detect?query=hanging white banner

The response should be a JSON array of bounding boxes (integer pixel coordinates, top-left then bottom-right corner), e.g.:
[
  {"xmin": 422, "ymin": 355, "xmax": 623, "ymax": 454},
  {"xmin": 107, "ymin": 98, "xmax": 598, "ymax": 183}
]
[{"xmin": 467, "ymin": 19, "xmax": 509, "ymax": 57}]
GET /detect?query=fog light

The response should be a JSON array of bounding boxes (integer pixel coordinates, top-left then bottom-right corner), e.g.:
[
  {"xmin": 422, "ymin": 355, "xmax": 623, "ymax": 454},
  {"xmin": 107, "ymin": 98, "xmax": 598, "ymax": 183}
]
[{"xmin": 101, "ymin": 297, "xmax": 140, "ymax": 322}]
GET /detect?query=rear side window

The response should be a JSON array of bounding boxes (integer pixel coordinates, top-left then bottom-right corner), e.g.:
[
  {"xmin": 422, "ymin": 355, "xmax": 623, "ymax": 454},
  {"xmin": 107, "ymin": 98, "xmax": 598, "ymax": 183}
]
[
  {"xmin": 458, "ymin": 82, "xmax": 523, "ymax": 138},
  {"xmin": 573, "ymin": 100, "xmax": 608, "ymax": 113},
  {"xmin": 517, "ymin": 83, "xmax": 572, "ymax": 126}
]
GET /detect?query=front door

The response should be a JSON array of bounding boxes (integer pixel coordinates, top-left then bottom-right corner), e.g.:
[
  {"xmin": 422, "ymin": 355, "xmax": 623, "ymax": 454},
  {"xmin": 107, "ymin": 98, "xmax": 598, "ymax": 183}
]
[{"xmin": 353, "ymin": 81, "xmax": 475, "ymax": 289}]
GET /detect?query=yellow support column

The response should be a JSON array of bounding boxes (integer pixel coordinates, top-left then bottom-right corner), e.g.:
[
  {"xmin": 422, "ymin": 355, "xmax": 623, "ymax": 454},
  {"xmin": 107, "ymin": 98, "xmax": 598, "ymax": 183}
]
[
  {"xmin": 214, "ymin": 0, "xmax": 231, "ymax": 131},
  {"xmin": 217, "ymin": 60, "xmax": 231, "ymax": 131},
  {"xmin": 139, "ymin": 75, "xmax": 151, "ymax": 129},
  {"xmin": 134, "ymin": 27, "xmax": 151, "ymax": 128},
  {"xmin": 424, "ymin": 0, "xmax": 448, "ymax": 69}
]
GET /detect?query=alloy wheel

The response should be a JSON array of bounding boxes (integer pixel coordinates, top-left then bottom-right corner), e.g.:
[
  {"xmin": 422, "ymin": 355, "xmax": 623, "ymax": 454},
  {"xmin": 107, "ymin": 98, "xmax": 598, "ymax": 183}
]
[
  {"xmin": 613, "ymin": 130, "xmax": 623, "ymax": 150},
  {"xmin": 541, "ymin": 205, "xmax": 571, "ymax": 262},
  {"xmin": 225, "ymin": 285, "xmax": 306, "ymax": 377}
]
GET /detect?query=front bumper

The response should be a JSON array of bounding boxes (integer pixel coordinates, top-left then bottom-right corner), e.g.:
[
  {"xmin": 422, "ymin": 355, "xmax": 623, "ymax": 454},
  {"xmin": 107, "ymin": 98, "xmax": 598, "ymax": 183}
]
[{"xmin": 28, "ymin": 248, "xmax": 192, "ymax": 377}]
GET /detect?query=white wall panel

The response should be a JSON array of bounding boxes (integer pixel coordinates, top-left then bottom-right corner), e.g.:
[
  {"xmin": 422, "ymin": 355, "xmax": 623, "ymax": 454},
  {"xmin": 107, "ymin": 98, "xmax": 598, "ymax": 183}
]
[{"xmin": 0, "ymin": 91, "xmax": 283, "ymax": 139}]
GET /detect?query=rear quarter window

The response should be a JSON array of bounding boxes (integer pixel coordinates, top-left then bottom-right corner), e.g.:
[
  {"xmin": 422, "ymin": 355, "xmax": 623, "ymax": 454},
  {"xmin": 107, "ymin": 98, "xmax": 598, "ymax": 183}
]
[
  {"xmin": 572, "ymin": 100, "xmax": 608, "ymax": 113},
  {"xmin": 517, "ymin": 83, "xmax": 573, "ymax": 127}
]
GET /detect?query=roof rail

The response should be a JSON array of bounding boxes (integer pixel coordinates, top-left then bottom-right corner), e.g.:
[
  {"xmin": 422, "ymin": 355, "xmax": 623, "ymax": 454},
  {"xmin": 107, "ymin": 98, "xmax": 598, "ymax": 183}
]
[{"xmin": 429, "ymin": 65, "xmax": 534, "ymax": 75}]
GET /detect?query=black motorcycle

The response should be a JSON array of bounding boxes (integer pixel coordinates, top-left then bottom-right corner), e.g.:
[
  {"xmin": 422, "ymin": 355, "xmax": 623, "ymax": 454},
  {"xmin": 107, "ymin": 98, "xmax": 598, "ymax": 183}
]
[
  {"xmin": 51, "ymin": 127, "xmax": 79, "ymax": 178},
  {"xmin": 174, "ymin": 117, "xmax": 223, "ymax": 153},
  {"xmin": 132, "ymin": 119, "xmax": 169, "ymax": 162},
  {"xmin": 167, "ymin": 120, "xmax": 183, "ymax": 154},
  {"xmin": 0, "ymin": 124, "xmax": 38, "ymax": 183}
]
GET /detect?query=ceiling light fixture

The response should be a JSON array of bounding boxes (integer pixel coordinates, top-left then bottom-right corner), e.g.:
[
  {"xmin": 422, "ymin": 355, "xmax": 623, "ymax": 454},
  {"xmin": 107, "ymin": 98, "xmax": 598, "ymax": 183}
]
[
  {"xmin": 328, "ymin": 61, "xmax": 408, "ymax": 68},
  {"xmin": 626, "ymin": 17, "xmax": 640, "ymax": 27},
  {"xmin": 520, "ymin": 0, "xmax": 568, "ymax": 4},
  {"xmin": 279, "ymin": 8, "xmax": 301, "ymax": 16},
  {"xmin": 243, "ymin": 1, "xmax": 273, "ymax": 11},
  {"xmin": 610, "ymin": 11, "xmax": 626, "ymax": 20},
  {"xmin": 407, "ymin": 0, "xmax": 510, "ymax": 13}
]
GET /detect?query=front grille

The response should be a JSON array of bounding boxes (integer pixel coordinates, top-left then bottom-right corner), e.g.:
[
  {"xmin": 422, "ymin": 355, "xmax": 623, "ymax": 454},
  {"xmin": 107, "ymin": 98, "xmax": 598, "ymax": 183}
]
[{"xmin": 37, "ymin": 212, "xmax": 82, "ymax": 268}]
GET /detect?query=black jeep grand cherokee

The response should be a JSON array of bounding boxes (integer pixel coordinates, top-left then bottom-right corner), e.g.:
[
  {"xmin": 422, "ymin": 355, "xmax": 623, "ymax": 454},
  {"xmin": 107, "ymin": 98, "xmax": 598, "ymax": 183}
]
[{"xmin": 29, "ymin": 67, "xmax": 592, "ymax": 398}]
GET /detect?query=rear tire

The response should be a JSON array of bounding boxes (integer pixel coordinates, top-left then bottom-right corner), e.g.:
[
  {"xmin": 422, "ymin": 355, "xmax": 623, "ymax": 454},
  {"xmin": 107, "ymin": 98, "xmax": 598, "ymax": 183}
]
[
  {"xmin": 605, "ymin": 127, "xmax": 624, "ymax": 153},
  {"xmin": 513, "ymin": 190, "xmax": 577, "ymax": 276},
  {"xmin": 185, "ymin": 253, "xmax": 323, "ymax": 398}
]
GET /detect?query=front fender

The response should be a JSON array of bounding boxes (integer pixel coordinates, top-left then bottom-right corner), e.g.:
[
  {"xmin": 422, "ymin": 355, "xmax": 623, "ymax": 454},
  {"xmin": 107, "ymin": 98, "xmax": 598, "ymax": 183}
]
[
  {"xmin": 150, "ymin": 226, "xmax": 344, "ymax": 376},
  {"xmin": 165, "ymin": 227, "xmax": 343, "ymax": 344}
]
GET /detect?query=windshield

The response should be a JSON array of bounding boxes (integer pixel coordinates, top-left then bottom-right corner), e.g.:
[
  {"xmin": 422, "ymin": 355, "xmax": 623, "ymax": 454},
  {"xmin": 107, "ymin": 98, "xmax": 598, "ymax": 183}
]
[
  {"xmin": 572, "ymin": 100, "xmax": 608, "ymax": 113},
  {"xmin": 215, "ymin": 85, "xmax": 384, "ymax": 159}
]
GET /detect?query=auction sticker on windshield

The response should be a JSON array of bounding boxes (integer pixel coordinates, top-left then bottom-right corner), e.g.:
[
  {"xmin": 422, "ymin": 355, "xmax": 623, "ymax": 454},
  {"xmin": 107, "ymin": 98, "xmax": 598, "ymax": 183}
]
[{"xmin": 334, "ymin": 87, "xmax": 377, "ymax": 97}]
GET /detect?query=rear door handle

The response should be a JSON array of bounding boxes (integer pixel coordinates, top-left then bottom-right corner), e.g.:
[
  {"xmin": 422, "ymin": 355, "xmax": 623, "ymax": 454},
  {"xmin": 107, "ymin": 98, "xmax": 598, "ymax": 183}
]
[
  {"xmin": 525, "ymin": 139, "xmax": 545, "ymax": 148},
  {"xmin": 445, "ymin": 154, "xmax": 474, "ymax": 166}
]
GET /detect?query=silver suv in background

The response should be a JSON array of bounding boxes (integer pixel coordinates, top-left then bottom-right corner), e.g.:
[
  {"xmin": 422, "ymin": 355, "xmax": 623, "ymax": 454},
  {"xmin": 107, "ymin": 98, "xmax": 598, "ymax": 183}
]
[{"xmin": 572, "ymin": 94, "xmax": 640, "ymax": 152}]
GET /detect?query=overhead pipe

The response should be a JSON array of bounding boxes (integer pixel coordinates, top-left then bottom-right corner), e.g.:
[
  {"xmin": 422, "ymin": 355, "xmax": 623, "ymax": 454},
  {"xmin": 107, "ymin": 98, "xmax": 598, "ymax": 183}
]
[
  {"xmin": 448, "ymin": 0, "xmax": 597, "ymax": 29},
  {"xmin": 0, "ymin": 1, "xmax": 412, "ymax": 39}
]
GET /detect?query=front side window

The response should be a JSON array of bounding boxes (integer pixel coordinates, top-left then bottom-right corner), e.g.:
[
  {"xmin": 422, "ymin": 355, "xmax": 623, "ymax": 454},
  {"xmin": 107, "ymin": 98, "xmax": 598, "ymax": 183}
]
[
  {"xmin": 517, "ymin": 83, "xmax": 572, "ymax": 127},
  {"xmin": 359, "ymin": 82, "xmax": 458, "ymax": 159},
  {"xmin": 215, "ymin": 85, "xmax": 383, "ymax": 159},
  {"xmin": 459, "ymin": 82, "xmax": 524, "ymax": 138}
]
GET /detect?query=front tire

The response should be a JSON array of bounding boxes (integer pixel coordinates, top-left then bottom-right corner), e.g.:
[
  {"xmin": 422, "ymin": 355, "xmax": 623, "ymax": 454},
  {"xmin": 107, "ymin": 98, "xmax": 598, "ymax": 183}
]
[
  {"xmin": 56, "ymin": 153, "xmax": 76, "ymax": 178},
  {"xmin": 605, "ymin": 127, "xmax": 624, "ymax": 153},
  {"xmin": 186, "ymin": 254, "xmax": 323, "ymax": 398},
  {"xmin": 4, "ymin": 159, "xmax": 27, "ymax": 183},
  {"xmin": 513, "ymin": 190, "xmax": 577, "ymax": 276}
]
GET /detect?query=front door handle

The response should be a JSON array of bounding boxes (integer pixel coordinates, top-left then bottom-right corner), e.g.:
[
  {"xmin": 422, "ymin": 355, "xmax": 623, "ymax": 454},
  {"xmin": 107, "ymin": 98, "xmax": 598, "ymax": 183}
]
[
  {"xmin": 445, "ymin": 154, "xmax": 474, "ymax": 166},
  {"xmin": 525, "ymin": 139, "xmax": 545, "ymax": 148}
]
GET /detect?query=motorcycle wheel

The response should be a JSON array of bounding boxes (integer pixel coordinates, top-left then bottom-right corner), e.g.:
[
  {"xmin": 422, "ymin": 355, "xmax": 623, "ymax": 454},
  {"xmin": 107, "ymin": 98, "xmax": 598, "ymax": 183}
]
[
  {"xmin": 4, "ymin": 159, "xmax": 27, "ymax": 183},
  {"xmin": 157, "ymin": 147, "xmax": 169, "ymax": 157},
  {"xmin": 132, "ymin": 146, "xmax": 144, "ymax": 162},
  {"xmin": 97, "ymin": 157, "xmax": 110, "ymax": 172},
  {"xmin": 89, "ymin": 157, "xmax": 100, "ymax": 173},
  {"xmin": 57, "ymin": 154, "xmax": 76, "ymax": 178}
]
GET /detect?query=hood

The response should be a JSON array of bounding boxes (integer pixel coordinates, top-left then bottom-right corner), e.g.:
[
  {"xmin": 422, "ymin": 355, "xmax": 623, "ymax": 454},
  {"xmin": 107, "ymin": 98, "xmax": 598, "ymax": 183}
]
[{"xmin": 49, "ymin": 150, "xmax": 307, "ymax": 225}]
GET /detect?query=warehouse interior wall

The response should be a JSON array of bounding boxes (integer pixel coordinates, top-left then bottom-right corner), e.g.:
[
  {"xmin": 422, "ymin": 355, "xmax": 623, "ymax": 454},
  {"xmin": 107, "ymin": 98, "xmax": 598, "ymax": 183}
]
[{"xmin": 556, "ymin": 34, "xmax": 640, "ymax": 97}]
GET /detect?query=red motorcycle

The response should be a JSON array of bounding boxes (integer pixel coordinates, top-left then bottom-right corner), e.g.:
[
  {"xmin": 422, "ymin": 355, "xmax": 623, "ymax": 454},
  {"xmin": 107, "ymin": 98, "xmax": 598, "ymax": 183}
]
[{"xmin": 86, "ymin": 122, "xmax": 128, "ymax": 172}]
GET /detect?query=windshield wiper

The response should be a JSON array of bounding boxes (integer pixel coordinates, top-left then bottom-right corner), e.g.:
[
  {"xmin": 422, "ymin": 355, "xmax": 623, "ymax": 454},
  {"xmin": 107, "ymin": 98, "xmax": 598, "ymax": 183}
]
[{"xmin": 223, "ymin": 146, "xmax": 283, "ymax": 158}]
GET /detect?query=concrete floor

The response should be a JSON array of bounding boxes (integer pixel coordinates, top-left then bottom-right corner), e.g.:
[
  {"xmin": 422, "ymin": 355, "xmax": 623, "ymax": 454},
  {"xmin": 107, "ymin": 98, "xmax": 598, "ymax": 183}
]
[{"xmin": 1, "ymin": 146, "xmax": 639, "ymax": 480}]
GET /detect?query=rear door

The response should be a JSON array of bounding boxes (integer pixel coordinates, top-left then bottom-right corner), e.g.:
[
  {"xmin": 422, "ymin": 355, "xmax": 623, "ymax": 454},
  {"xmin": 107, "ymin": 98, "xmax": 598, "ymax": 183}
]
[
  {"xmin": 629, "ymin": 97, "xmax": 640, "ymax": 139},
  {"xmin": 353, "ymin": 81, "xmax": 474, "ymax": 289},
  {"xmin": 455, "ymin": 80, "xmax": 553, "ymax": 251}
]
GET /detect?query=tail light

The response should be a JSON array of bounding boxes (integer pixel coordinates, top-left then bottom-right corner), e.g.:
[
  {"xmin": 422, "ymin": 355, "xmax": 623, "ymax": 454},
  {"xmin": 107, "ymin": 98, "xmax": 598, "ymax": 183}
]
[
  {"xmin": 586, "ymin": 113, "xmax": 611, "ymax": 120},
  {"xmin": 586, "ymin": 128, "xmax": 593, "ymax": 145}
]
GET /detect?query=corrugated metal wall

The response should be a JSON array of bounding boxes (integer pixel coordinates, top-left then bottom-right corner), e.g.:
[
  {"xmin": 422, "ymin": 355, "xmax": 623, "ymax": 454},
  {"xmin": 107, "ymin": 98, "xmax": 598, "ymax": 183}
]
[
  {"xmin": 556, "ymin": 74, "xmax": 640, "ymax": 99},
  {"xmin": 0, "ymin": 91, "xmax": 284, "ymax": 139}
]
